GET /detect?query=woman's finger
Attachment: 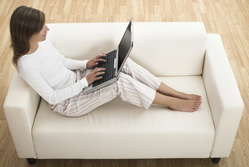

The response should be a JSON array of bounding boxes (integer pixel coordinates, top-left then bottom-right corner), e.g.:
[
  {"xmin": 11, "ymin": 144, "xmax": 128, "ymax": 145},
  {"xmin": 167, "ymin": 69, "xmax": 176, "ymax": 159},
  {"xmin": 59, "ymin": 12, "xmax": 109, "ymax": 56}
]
[
  {"xmin": 94, "ymin": 71, "xmax": 105, "ymax": 76},
  {"xmin": 97, "ymin": 68, "xmax": 105, "ymax": 72},
  {"xmin": 96, "ymin": 54, "xmax": 106, "ymax": 59},
  {"xmin": 98, "ymin": 58, "xmax": 106, "ymax": 62},
  {"xmin": 95, "ymin": 76, "xmax": 103, "ymax": 80},
  {"xmin": 92, "ymin": 67, "xmax": 98, "ymax": 73},
  {"xmin": 92, "ymin": 68, "xmax": 104, "ymax": 75}
]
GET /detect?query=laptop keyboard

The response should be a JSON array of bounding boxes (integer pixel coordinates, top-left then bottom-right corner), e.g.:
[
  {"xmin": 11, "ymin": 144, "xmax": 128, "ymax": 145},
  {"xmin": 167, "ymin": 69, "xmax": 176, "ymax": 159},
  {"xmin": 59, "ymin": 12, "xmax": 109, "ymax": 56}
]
[{"xmin": 92, "ymin": 50, "xmax": 117, "ymax": 87}]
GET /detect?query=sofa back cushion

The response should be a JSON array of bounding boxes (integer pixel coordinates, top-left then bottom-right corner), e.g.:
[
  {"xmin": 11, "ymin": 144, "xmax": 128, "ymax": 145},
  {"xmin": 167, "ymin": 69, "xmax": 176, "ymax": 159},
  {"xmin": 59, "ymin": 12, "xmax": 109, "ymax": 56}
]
[{"xmin": 47, "ymin": 22, "xmax": 206, "ymax": 76}]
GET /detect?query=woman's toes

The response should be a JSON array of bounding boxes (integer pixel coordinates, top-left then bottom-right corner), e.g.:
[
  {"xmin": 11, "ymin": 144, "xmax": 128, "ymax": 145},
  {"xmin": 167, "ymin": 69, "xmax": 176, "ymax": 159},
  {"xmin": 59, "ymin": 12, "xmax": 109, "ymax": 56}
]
[
  {"xmin": 191, "ymin": 107, "xmax": 197, "ymax": 112},
  {"xmin": 194, "ymin": 96, "xmax": 202, "ymax": 101},
  {"xmin": 199, "ymin": 101, "xmax": 202, "ymax": 107},
  {"xmin": 188, "ymin": 98, "xmax": 202, "ymax": 112}
]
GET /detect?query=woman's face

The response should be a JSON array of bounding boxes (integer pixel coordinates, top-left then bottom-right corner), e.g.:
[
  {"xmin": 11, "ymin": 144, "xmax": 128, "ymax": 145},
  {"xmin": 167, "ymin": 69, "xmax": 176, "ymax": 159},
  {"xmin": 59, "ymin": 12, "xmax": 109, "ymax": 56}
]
[{"xmin": 30, "ymin": 24, "xmax": 50, "ymax": 43}]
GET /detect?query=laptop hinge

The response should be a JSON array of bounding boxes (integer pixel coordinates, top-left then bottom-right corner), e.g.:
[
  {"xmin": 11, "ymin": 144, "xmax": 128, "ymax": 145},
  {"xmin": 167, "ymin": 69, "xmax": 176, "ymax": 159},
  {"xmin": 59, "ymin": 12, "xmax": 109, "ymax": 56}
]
[{"xmin": 114, "ymin": 47, "xmax": 119, "ymax": 75}]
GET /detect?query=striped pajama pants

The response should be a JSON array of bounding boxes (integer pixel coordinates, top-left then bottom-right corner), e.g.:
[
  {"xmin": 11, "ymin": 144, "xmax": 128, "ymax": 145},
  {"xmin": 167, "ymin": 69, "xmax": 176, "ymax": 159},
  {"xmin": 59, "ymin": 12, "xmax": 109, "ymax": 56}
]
[{"xmin": 48, "ymin": 58, "xmax": 161, "ymax": 117}]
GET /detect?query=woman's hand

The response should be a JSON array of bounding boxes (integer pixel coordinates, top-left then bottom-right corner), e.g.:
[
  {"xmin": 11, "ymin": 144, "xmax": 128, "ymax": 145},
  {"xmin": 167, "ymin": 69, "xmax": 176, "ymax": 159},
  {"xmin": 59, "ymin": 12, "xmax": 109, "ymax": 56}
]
[
  {"xmin": 86, "ymin": 67, "xmax": 105, "ymax": 85},
  {"xmin": 86, "ymin": 53, "xmax": 106, "ymax": 68}
]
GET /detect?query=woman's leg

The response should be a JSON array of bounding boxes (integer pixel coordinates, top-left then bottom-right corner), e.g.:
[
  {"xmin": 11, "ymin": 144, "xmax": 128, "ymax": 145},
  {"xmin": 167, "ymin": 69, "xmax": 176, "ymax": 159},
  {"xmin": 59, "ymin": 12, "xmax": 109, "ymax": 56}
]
[
  {"xmin": 122, "ymin": 58, "xmax": 202, "ymax": 101},
  {"xmin": 157, "ymin": 82, "xmax": 202, "ymax": 101},
  {"xmin": 49, "ymin": 69, "xmax": 119, "ymax": 117},
  {"xmin": 117, "ymin": 73, "xmax": 202, "ymax": 112},
  {"xmin": 117, "ymin": 73, "xmax": 156, "ymax": 109},
  {"xmin": 49, "ymin": 83, "xmax": 119, "ymax": 117},
  {"xmin": 121, "ymin": 58, "xmax": 161, "ymax": 91},
  {"xmin": 152, "ymin": 92, "xmax": 202, "ymax": 112}
]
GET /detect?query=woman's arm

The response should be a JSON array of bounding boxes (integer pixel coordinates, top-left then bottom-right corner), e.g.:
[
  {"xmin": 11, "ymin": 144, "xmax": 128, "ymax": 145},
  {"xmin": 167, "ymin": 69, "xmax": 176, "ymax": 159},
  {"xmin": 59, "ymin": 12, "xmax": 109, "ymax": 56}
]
[
  {"xmin": 62, "ymin": 53, "xmax": 107, "ymax": 70},
  {"xmin": 62, "ymin": 56, "xmax": 89, "ymax": 70},
  {"xmin": 19, "ymin": 65, "xmax": 87, "ymax": 105}
]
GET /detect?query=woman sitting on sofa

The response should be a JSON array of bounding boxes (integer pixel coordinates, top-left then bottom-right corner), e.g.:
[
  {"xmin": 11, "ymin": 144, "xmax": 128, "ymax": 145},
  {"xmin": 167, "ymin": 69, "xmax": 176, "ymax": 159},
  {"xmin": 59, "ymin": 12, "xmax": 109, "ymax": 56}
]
[{"xmin": 9, "ymin": 6, "xmax": 202, "ymax": 117}]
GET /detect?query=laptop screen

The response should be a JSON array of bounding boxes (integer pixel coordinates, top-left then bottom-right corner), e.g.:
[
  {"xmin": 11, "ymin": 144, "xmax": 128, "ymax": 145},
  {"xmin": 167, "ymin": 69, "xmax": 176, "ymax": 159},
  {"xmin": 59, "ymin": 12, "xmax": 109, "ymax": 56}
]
[{"xmin": 118, "ymin": 20, "xmax": 132, "ymax": 70}]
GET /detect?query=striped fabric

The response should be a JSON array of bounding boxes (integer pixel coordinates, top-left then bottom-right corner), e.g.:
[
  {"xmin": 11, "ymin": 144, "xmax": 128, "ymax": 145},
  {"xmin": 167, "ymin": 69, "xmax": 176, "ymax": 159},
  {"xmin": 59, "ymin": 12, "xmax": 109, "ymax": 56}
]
[{"xmin": 48, "ymin": 58, "xmax": 161, "ymax": 117}]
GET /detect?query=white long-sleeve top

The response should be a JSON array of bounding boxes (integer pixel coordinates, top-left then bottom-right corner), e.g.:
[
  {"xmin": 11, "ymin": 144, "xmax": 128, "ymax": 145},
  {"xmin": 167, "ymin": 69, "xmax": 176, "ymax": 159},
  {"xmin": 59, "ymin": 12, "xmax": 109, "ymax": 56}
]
[{"xmin": 17, "ymin": 37, "xmax": 89, "ymax": 105}]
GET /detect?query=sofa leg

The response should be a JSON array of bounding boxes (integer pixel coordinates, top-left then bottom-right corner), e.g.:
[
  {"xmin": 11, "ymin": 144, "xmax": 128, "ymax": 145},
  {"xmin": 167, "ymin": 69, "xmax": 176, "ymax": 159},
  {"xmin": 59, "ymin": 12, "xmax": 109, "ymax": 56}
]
[
  {"xmin": 26, "ymin": 158, "xmax": 36, "ymax": 165},
  {"xmin": 211, "ymin": 158, "xmax": 221, "ymax": 164}
]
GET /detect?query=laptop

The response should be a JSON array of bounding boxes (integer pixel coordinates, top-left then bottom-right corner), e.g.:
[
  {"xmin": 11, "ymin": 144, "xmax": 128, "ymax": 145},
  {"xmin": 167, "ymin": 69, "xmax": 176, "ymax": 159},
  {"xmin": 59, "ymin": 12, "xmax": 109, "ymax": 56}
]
[{"xmin": 83, "ymin": 18, "xmax": 134, "ymax": 94}]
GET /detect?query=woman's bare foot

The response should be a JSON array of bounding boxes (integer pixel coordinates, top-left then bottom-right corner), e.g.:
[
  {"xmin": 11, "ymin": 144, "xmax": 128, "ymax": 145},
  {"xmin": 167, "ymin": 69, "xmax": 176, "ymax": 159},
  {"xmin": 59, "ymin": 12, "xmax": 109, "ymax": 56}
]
[
  {"xmin": 175, "ymin": 92, "xmax": 202, "ymax": 101},
  {"xmin": 153, "ymin": 92, "xmax": 202, "ymax": 112},
  {"xmin": 168, "ymin": 98, "xmax": 202, "ymax": 112}
]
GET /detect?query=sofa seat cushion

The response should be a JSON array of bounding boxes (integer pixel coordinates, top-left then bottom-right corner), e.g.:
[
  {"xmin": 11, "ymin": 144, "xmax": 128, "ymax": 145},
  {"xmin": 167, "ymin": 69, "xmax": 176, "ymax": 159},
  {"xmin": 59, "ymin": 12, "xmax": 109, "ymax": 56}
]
[{"xmin": 32, "ymin": 76, "xmax": 214, "ymax": 159}]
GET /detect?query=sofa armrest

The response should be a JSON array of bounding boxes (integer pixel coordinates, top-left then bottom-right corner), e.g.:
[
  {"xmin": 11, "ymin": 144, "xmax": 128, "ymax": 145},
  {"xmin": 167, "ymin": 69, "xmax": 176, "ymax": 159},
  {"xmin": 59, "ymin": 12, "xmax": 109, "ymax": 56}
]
[
  {"xmin": 203, "ymin": 34, "xmax": 244, "ymax": 158},
  {"xmin": 3, "ymin": 70, "xmax": 40, "ymax": 158}
]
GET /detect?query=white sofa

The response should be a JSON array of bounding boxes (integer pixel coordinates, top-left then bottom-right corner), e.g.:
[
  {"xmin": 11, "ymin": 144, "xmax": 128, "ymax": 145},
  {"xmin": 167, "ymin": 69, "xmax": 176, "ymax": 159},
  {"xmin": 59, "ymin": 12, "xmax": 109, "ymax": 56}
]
[{"xmin": 3, "ymin": 22, "xmax": 244, "ymax": 165}]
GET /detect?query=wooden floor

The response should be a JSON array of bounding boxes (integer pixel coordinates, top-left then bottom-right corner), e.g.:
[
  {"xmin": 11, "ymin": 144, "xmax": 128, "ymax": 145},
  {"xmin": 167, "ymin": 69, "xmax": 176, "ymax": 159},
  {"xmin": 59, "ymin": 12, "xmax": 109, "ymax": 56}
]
[{"xmin": 0, "ymin": 0, "xmax": 249, "ymax": 166}]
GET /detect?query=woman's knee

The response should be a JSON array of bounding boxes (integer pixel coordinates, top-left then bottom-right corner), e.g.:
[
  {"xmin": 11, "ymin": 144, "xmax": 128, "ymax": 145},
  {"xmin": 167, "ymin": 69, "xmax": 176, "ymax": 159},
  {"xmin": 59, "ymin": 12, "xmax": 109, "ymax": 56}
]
[{"xmin": 118, "ymin": 72, "xmax": 133, "ymax": 81}]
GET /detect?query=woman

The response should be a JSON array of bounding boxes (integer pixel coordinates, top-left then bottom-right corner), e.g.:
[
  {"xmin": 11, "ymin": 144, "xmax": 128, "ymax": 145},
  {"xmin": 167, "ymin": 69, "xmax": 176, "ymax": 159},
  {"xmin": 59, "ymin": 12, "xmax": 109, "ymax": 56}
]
[{"xmin": 10, "ymin": 6, "xmax": 202, "ymax": 117}]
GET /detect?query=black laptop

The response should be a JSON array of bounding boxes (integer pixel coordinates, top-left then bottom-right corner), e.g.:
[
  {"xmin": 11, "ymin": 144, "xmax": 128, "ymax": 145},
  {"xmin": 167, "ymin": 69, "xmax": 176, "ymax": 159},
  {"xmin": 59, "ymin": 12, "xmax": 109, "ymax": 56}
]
[{"xmin": 83, "ymin": 18, "xmax": 134, "ymax": 94}]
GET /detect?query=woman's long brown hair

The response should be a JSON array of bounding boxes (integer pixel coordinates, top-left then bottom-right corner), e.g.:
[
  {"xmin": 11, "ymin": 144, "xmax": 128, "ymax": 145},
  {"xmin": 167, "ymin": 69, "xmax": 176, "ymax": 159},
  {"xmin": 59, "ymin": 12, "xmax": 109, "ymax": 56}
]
[{"xmin": 10, "ymin": 6, "xmax": 45, "ymax": 68}]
